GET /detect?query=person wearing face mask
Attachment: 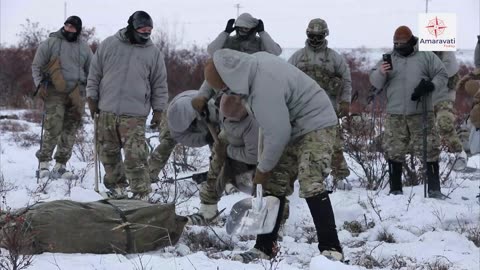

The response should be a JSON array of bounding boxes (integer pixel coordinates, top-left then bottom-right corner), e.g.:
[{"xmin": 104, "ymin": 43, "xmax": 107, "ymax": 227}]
[
  {"xmin": 31, "ymin": 16, "xmax": 93, "ymax": 180},
  {"xmin": 369, "ymin": 25, "xmax": 450, "ymax": 199},
  {"xmin": 207, "ymin": 13, "xmax": 282, "ymax": 56},
  {"xmin": 288, "ymin": 18, "xmax": 352, "ymax": 191},
  {"xmin": 86, "ymin": 11, "xmax": 168, "ymax": 200}
]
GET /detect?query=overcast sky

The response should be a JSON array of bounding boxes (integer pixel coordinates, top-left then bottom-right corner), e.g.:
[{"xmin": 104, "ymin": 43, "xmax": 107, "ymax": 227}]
[{"xmin": 1, "ymin": 0, "xmax": 479, "ymax": 49}]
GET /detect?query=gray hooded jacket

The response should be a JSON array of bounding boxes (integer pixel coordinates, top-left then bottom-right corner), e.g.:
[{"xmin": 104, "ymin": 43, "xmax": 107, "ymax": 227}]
[
  {"xmin": 221, "ymin": 115, "xmax": 259, "ymax": 165},
  {"xmin": 167, "ymin": 90, "xmax": 210, "ymax": 147},
  {"xmin": 207, "ymin": 13, "xmax": 282, "ymax": 56},
  {"xmin": 212, "ymin": 49, "xmax": 338, "ymax": 172},
  {"xmin": 32, "ymin": 29, "xmax": 93, "ymax": 91},
  {"xmin": 86, "ymin": 28, "xmax": 168, "ymax": 117},
  {"xmin": 369, "ymin": 45, "xmax": 449, "ymax": 115}
]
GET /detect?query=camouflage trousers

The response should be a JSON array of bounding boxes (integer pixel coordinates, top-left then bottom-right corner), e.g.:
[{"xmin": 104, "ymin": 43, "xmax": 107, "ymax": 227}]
[
  {"xmin": 97, "ymin": 112, "xmax": 151, "ymax": 195},
  {"xmin": 265, "ymin": 126, "xmax": 336, "ymax": 199},
  {"xmin": 36, "ymin": 87, "xmax": 84, "ymax": 164},
  {"xmin": 148, "ymin": 114, "xmax": 176, "ymax": 178},
  {"xmin": 384, "ymin": 114, "xmax": 441, "ymax": 163},
  {"xmin": 331, "ymin": 121, "xmax": 350, "ymax": 180},
  {"xmin": 435, "ymin": 100, "xmax": 463, "ymax": 153},
  {"xmin": 200, "ymin": 136, "xmax": 228, "ymax": 205}
]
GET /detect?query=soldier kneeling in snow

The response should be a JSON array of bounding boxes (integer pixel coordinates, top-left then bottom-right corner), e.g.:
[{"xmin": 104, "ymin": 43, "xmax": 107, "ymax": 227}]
[{"xmin": 204, "ymin": 49, "xmax": 344, "ymax": 263}]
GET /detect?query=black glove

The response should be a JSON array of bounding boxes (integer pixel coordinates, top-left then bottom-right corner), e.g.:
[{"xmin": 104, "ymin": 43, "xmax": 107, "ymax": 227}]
[
  {"xmin": 411, "ymin": 79, "xmax": 435, "ymax": 101},
  {"xmin": 256, "ymin": 20, "xmax": 264, "ymax": 33},
  {"xmin": 205, "ymin": 132, "xmax": 214, "ymax": 145},
  {"xmin": 477, "ymin": 35, "xmax": 480, "ymax": 43},
  {"xmin": 225, "ymin": 19, "xmax": 235, "ymax": 34}
]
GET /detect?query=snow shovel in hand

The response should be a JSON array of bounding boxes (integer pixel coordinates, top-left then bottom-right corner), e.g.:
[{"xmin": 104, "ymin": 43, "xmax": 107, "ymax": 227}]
[
  {"xmin": 226, "ymin": 128, "xmax": 280, "ymax": 235},
  {"xmin": 226, "ymin": 183, "xmax": 280, "ymax": 235}
]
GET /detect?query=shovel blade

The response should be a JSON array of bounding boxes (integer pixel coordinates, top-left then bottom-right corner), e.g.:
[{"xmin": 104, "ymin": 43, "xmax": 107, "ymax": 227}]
[{"xmin": 226, "ymin": 196, "xmax": 280, "ymax": 235}]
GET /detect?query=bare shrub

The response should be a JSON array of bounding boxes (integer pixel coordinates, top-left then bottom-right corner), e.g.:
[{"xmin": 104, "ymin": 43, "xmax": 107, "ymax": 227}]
[
  {"xmin": 0, "ymin": 122, "xmax": 28, "ymax": 133},
  {"xmin": 150, "ymin": 179, "xmax": 198, "ymax": 206},
  {"xmin": 260, "ymin": 245, "xmax": 284, "ymax": 270},
  {"xmin": 454, "ymin": 218, "xmax": 480, "ymax": 247},
  {"xmin": 351, "ymin": 243, "xmax": 386, "ymax": 269},
  {"xmin": 376, "ymin": 228, "xmax": 395, "ymax": 243},
  {"xmin": 343, "ymin": 220, "xmax": 365, "ymax": 236},
  {"xmin": 181, "ymin": 227, "xmax": 234, "ymax": 254},
  {"xmin": 343, "ymin": 114, "xmax": 388, "ymax": 190},
  {"xmin": 421, "ymin": 256, "xmax": 453, "ymax": 270},
  {"xmin": 20, "ymin": 112, "xmax": 42, "ymax": 124},
  {"xmin": 72, "ymin": 128, "xmax": 94, "ymax": 163},
  {"xmin": 292, "ymin": 222, "xmax": 317, "ymax": 244},
  {"xmin": 9, "ymin": 133, "xmax": 39, "ymax": 149},
  {"xmin": 0, "ymin": 213, "xmax": 34, "ymax": 270}
]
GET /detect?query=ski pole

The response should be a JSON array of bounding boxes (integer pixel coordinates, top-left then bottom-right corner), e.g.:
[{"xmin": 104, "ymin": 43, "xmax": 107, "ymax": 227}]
[
  {"xmin": 422, "ymin": 95, "xmax": 428, "ymax": 198},
  {"xmin": 94, "ymin": 113, "xmax": 99, "ymax": 193},
  {"xmin": 36, "ymin": 109, "xmax": 46, "ymax": 184},
  {"xmin": 35, "ymin": 79, "xmax": 49, "ymax": 184}
]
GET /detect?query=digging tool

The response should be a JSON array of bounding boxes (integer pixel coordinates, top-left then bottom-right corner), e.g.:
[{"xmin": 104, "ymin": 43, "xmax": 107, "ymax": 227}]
[{"xmin": 225, "ymin": 129, "xmax": 280, "ymax": 235}]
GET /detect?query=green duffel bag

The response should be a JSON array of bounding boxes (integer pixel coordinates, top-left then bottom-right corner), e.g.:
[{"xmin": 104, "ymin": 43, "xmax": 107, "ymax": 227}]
[{"xmin": 0, "ymin": 200, "xmax": 187, "ymax": 254}]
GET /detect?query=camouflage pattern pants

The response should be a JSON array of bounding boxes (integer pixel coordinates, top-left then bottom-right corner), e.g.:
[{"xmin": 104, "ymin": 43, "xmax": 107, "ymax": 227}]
[
  {"xmin": 384, "ymin": 114, "xmax": 441, "ymax": 163},
  {"xmin": 36, "ymin": 87, "xmax": 84, "ymax": 164},
  {"xmin": 148, "ymin": 114, "xmax": 177, "ymax": 178},
  {"xmin": 331, "ymin": 122, "xmax": 350, "ymax": 180},
  {"xmin": 200, "ymin": 136, "xmax": 228, "ymax": 205},
  {"xmin": 265, "ymin": 126, "xmax": 336, "ymax": 199},
  {"xmin": 435, "ymin": 100, "xmax": 463, "ymax": 153},
  {"xmin": 97, "ymin": 112, "xmax": 151, "ymax": 195}
]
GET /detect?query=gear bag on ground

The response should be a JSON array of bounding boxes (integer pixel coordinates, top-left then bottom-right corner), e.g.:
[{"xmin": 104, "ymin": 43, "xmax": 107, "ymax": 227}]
[{"xmin": 0, "ymin": 200, "xmax": 187, "ymax": 254}]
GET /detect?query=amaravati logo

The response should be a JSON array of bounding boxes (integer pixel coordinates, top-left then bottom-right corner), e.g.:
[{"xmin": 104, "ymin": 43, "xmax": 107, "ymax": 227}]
[{"xmin": 425, "ymin": 16, "xmax": 447, "ymax": 38}]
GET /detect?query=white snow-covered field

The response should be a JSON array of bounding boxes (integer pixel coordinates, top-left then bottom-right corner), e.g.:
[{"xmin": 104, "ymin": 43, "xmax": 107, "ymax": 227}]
[{"xmin": 1, "ymin": 106, "xmax": 479, "ymax": 270}]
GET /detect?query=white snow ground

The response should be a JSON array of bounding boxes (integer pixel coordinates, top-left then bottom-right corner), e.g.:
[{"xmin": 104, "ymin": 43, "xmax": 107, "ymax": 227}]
[{"xmin": 0, "ymin": 104, "xmax": 479, "ymax": 269}]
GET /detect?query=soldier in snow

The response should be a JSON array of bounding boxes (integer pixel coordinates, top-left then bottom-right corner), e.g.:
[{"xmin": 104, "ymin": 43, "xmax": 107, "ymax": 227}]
[
  {"xmin": 32, "ymin": 15, "xmax": 93, "ymax": 180},
  {"xmin": 204, "ymin": 49, "xmax": 344, "ymax": 263},
  {"xmin": 86, "ymin": 11, "xmax": 168, "ymax": 200},
  {"xmin": 288, "ymin": 18, "xmax": 352, "ymax": 190}
]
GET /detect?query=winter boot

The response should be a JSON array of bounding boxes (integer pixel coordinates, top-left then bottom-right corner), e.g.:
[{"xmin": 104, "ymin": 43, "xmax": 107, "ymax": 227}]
[
  {"xmin": 306, "ymin": 192, "xmax": 344, "ymax": 262},
  {"xmin": 451, "ymin": 150, "xmax": 468, "ymax": 171},
  {"xmin": 186, "ymin": 203, "xmax": 219, "ymax": 226},
  {"xmin": 232, "ymin": 196, "xmax": 286, "ymax": 263},
  {"xmin": 427, "ymin": 161, "xmax": 448, "ymax": 200},
  {"xmin": 51, "ymin": 163, "xmax": 77, "ymax": 180},
  {"xmin": 388, "ymin": 160, "xmax": 403, "ymax": 195},
  {"xmin": 38, "ymin": 161, "xmax": 50, "ymax": 178}
]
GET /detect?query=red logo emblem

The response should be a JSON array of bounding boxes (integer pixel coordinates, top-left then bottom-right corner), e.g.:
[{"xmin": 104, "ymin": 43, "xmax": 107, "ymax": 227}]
[{"xmin": 425, "ymin": 17, "xmax": 447, "ymax": 38}]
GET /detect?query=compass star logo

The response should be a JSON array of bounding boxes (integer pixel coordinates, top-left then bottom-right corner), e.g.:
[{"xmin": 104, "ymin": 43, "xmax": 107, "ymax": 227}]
[{"xmin": 425, "ymin": 16, "xmax": 447, "ymax": 38}]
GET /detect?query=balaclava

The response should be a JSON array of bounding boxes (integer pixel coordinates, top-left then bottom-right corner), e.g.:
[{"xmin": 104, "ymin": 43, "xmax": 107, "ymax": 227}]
[
  {"xmin": 61, "ymin": 15, "xmax": 82, "ymax": 42},
  {"xmin": 126, "ymin": 11, "xmax": 153, "ymax": 44}
]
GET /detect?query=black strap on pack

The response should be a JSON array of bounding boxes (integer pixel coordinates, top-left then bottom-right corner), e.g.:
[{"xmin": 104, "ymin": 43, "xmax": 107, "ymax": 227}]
[{"xmin": 101, "ymin": 200, "xmax": 134, "ymax": 254}]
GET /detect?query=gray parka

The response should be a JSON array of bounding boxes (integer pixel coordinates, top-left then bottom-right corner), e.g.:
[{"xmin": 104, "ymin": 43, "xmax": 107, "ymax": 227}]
[
  {"xmin": 369, "ymin": 44, "xmax": 449, "ymax": 115},
  {"xmin": 221, "ymin": 115, "xmax": 259, "ymax": 165},
  {"xmin": 32, "ymin": 29, "xmax": 93, "ymax": 91},
  {"xmin": 86, "ymin": 28, "xmax": 168, "ymax": 117},
  {"xmin": 212, "ymin": 49, "xmax": 338, "ymax": 172},
  {"xmin": 207, "ymin": 13, "xmax": 282, "ymax": 56}
]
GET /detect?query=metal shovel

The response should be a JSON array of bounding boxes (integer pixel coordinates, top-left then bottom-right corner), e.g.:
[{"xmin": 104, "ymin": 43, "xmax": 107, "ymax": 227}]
[{"xmin": 226, "ymin": 129, "xmax": 280, "ymax": 235}]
